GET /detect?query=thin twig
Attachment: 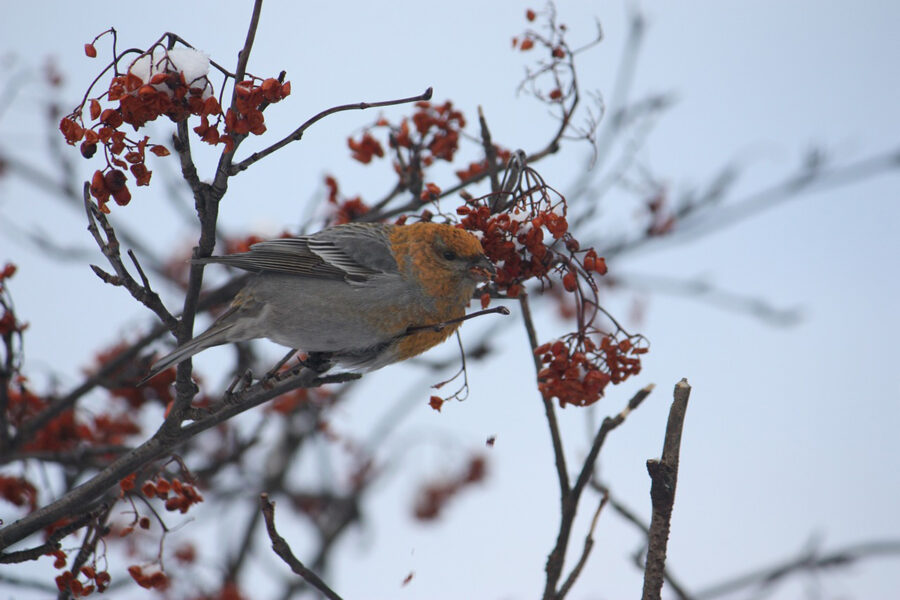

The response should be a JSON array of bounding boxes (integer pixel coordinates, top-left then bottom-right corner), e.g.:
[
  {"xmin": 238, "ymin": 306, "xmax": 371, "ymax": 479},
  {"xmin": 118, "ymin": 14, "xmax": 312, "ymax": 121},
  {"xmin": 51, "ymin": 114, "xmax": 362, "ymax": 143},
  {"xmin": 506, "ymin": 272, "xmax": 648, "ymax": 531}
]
[
  {"xmin": 641, "ymin": 378, "xmax": 691, "ymax": 600},
  {"xmin": 590, "ymin": 480, "xmax": 695, "ymax": 600},
  {"xmin": 557, "ymin": 491, "xmax": 608, "ymax": 598},
  {"xmin": 519, "ymin": 292, "xmax": 569, "ymax": 497},
  {"xmin": 83, "ymin": 184, "xmax": 178, "ymax": 331},
  {"xmin": 694, "ymin": 539, "xmax": 900, "ymax": 600},
  {"xmin": 611, "ymin": 271, "xmax": 802, "ymax": 326},
  {"xmin": 572, "ymin": 384, "xmax": 654, "ymax": 502},
  {"xmin": 404, "ymin": 305, "xmax": 509, "ymax": 334},
  {"xmin": 230, "ymin": 87, "xmax": 433, "ymax": 174},
  {"xmin": 0, "ymin": 366, "xmax": 358, "ymax": 553},
  {"xmin": 543, "ymin": 384, "xmax": 653, "ymax": 599},
  {"xmin": 259, "ymin": 494, "xmax": 344, "ymax": 600},
  {"xmin": 0, "ymin": 510, "xmax": 97, "ymax": 564},
  {"xmin": 601, "ymin": 147, "xmax": 900, "ymax": 260},
  {"xmin": 477, "ymin": 106, "xmax": 502, "ymax": 207},
  {"xmin": 231, "ymin": 0, "xmax": 263, "ymax": 105}
]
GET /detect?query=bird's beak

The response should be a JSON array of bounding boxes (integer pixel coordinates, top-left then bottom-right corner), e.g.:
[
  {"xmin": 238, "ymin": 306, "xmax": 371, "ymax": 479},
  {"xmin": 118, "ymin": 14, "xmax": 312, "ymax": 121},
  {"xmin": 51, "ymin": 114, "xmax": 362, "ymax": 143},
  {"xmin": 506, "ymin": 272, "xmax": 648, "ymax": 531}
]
[{"xmin": 468, "ymin": 255, "xmax": 496, "ymax": 281}]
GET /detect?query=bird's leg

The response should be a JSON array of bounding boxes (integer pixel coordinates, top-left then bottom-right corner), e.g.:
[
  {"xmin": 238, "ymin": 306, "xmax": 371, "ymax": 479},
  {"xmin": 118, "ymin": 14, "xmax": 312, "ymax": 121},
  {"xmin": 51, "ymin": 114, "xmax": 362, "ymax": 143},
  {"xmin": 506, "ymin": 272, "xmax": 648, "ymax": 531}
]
[
  {"xmin": 264, "ymin": 348, "xmax": 300, "ymax": 381},
  {"xmin": 225, "ymin": 369, "xmax": 254, "ymax": 401},
  {"xmin": 264, "ymin": 351, "xmax": 333, "ymax": 386},
  {"xmin": 299, "ymin": 352, "xmax": 333, "ymax": 374}
]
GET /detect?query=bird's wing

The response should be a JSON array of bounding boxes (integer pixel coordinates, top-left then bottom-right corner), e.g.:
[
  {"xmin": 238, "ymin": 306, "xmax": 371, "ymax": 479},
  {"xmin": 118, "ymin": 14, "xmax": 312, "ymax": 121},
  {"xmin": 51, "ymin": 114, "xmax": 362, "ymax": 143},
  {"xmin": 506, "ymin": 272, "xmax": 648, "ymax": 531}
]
[
  {"xmin": 194, "ymin": 224, "xmax": 398, "ymax": 282},
  {"xmin": 309, "ymin": 223, "xmax": 399, "ymax": 274}
]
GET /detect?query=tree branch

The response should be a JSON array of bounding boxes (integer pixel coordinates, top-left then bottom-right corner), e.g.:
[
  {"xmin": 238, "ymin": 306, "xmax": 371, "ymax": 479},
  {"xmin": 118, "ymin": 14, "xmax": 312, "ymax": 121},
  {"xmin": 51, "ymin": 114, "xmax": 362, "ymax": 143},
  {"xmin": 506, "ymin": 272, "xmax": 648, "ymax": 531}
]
[
  {"xmin": 557, "ymin": 491, "xmax": 608, "ymax": 598},
  {"xmin": 591, "ymin": 480, "xmax": 695, "ymax": 600},
  {"xmin": 83, "ymin": 184, "xmax": 178, "ymax": 331},
  {"xmin": 0, "ymin": 366, "xmax": 359, "ymax": 553},
  {"xmin": 259, "ymin": 493, "xmax": 344, "ymax": 600},
  {"xmin": 520, "ymin": 292, "xmax": 569, "ymax": 498},
  {"xmin": 544, "ymin": 384, "xmax": 653, "ymax": 599},
  {"xmin": 229, "ymin": 87, "xmax": 433, "ymax": 175},
  {"xmin": 694, "ymin": 538, "xmax": 900, "ymax": 600},
  {"xmin": 641, "ymin": 378, "xmax": 691, "ymax": 600}
]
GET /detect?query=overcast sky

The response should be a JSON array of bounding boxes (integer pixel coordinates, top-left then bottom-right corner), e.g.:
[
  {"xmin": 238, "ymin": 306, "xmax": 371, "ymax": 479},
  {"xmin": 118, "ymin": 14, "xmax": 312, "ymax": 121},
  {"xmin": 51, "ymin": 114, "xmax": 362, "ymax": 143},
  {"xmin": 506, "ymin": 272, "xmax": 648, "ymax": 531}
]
[{"xmin": 1, "ymin": 2, "xmax": 899, "ymax": 599}]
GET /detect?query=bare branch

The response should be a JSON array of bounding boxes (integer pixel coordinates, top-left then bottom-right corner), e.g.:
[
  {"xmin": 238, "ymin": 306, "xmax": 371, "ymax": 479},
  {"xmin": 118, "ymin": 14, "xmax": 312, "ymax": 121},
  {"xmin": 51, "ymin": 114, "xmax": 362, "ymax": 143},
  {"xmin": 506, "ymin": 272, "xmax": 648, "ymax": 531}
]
[
  {"xmin": 404, "ymin": 305, "xmax": 509, "ymax": 334},
  {"xmin": 642, "ymin": 378, "xmax": 691, "ymax": 600},
  {"xmin": 231, "ymin": 0, "xmax": 263, "ymax": 104},
  {"xmin": 544, "ymin": 384, "xmax": 654, "ymax": 599},
  {"xmin": 602, "ymin": 148, "xmax": 900, "ymax": 260},
  {"xmin": 259, "ymin": 494, "xmax": 344, "ymax": 600},
  {"xmin": 520, "ymin": 292, "xmax": 570, "ymax": 499},
  {"xmin": 557, "ymin": 491, "xmax": 608, "ymax": 598},
  {"xmin": 0, "ymin": 365, "xmax": 359, "ymax": 552},
  {"xmin": 230, "ymin": 87, "xmax": 433, "ymax": 175},
  {"xmin": 83, "ymin": 183, "xmax": 178, "ymax": 331},
  {"xmin": 591, "ymin": 481, "xmax": 695, "ymax": 600},
  {"xmin": 0, "ymin": 509, "xmax": 98, "ymax": 564},
  {"xmin": 611, "ymin": 272, "xmax": 802, "ymax": 326},
  {"xmin": 694, "ymin": 539, "xmax": 900, "ymax": 600}
]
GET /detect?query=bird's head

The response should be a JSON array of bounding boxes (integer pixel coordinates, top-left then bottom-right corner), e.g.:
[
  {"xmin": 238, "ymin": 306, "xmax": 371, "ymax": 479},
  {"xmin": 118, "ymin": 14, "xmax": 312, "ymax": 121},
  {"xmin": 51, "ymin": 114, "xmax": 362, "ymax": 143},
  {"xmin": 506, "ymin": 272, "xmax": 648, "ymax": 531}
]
[
  {"xmin": 430, "ymin": 225, "xmax": 496, "ymax": 283},
  {"xmin": 393, "ymin": 222, "xmax": 496, "ymax": 302}
]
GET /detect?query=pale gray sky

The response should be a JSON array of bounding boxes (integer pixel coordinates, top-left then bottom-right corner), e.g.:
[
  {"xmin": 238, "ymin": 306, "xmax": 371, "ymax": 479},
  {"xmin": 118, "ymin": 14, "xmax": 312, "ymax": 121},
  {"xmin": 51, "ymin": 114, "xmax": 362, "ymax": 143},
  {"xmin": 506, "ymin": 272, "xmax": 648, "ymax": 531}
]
[{"xmin": 1, "ymin": 2, "xmax": 899, "ymax": 599}]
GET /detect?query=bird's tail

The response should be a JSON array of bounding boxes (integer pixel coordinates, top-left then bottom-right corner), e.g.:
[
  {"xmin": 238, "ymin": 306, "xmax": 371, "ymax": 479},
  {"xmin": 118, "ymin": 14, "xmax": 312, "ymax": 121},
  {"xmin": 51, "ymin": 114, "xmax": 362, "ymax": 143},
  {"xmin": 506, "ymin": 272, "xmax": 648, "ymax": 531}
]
[{"xmin": 138, "ymin": 322, "xmax": 236, "ymax": 385}]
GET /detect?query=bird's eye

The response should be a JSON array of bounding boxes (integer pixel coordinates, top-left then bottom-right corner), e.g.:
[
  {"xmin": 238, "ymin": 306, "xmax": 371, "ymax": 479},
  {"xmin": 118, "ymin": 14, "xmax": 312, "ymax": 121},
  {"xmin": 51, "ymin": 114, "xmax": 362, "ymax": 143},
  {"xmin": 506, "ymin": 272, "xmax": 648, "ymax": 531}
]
[{"xmin": 442, "ymin": 250, "xmax": 457, "ymax": 261}]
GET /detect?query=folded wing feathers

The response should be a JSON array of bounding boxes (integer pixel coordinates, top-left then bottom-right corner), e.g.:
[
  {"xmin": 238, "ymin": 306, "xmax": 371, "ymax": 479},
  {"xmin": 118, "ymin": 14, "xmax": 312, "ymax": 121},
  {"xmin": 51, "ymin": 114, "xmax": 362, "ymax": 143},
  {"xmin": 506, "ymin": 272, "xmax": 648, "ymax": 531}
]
[{"xmin": 194, "ymin": 237, "xmax": 379, "ymax": 281}]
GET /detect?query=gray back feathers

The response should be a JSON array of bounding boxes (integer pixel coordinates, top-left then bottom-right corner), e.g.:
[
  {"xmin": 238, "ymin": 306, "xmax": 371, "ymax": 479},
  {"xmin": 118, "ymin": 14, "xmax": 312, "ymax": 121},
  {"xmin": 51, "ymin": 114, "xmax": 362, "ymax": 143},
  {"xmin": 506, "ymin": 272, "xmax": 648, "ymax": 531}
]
[{"xmin": 193, "ymin": 223, "xmax": 398, "ymax": 283}]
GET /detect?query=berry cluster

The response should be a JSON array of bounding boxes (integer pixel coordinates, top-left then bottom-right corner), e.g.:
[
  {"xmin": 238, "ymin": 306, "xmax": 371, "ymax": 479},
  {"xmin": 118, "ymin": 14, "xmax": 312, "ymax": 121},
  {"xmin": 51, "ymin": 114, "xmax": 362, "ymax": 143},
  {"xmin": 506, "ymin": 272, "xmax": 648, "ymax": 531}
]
[
  {"xmin": 454, "ymin": 147, "xmax": 513, "ymax": 181},
  {"xmin": 511, "ymin": 7, "xmax": 580, "ymax": 106},
  {"xmin": 141, "ymin": 476, "xmax": 203, "ymax": 514},
  {"xmin": 53, "ymin": 563, "xmax": 111, "ymax": 597},
  {"xmin": 49, "ymin": 548, "xmax": 111, "ymax": 597},
  {"xmin": 458, "ymin": 172, "xmax": 605, "ymax": 298},
  {"xmin": 535, "ymin": 333, "xmax": 647, "ymax": 407},
  {"xmin": 354, "ymin": 100, "xmax": 465, "ymax": 170},
  {"xmin": 458, "ymin": 164, "xmax": 643, "ymax": 406},
  {"xmin": 0, "ymin": 262, "xmax": 25, "ymax": 336},
  {"xmin": 7, "ymin": 389, "xmax": 140, "ymax": 453},
  {"xmin": 60, "ymin": 34, "xmax": 290, "ymax": 212},
  {"xmin": 127, "ymin": 565, "xmax": 169, "ymax": 591},
  {"xmin": 0, "ymin": 475, "xmax": 37, "ymax": 512},
  {"xmin": 323, "ymin": 174, "xmax": 370, "ymax": 225},
  {"xmin": 413, "ymin": 455, "xmax": 486, "ymax": 520}
]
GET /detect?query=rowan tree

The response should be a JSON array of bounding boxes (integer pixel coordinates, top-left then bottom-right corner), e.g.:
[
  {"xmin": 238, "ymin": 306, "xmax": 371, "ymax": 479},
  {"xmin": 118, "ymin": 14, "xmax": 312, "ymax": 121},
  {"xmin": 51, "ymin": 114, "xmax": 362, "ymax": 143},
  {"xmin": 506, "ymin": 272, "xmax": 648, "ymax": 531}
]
[{"xmin": 1, "ymin": 3, "xmax": 898, "ymax": 599}]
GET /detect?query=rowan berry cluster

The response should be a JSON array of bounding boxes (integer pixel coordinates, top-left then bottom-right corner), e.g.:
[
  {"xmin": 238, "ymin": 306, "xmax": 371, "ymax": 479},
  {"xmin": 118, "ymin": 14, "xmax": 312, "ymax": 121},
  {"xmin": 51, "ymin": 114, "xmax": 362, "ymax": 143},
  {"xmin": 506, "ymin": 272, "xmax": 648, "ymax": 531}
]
[
  {"xmin": 91, "ymin": 342, "xmax": 177, "ymax": 408},
  {"xmin": 0, "ymin": 475, "xmax": 37, "ymax": 512},
  {"xmin": 511, "ymin": 7, "xmax": 580, "ymax": 105},
  {"xmin": 454, "ymin": 147, "xmax": 513, "ymax": 181},
  {"xmin": 0, "ymin": 262, "xmax": 25, "ymax": 336},
  {"xmin": 459, "ymin": 178, "xmax": 641, "ymax": 406},
  {"xmin": 458, "ymin": 172, "xmax": 605, "ymax": 299},
  {"xmin": 323, "ymin": 174, "xmax": 371, "ymax": 225},
  {"xmin": 49, "ymin": 545, "xmax": 111, "ymax": 598},
  {"xmin": 535, "ymin": 332, "xmax": 647, "ymax": 407},
  {"xmin": 127, "ymin": 565, "xmax": 169, "ymax": 590},
  {"xmin": 398, "ymin": 100, "xmax": 466, "ymax": 163},
  {"xmin": 141, "ymin": 476, "xmax": 203, "ymax": 514},
  {"xmin": 6, "ymin": 385, "xmax": 140, "ymax": 452},
  {"xmin": 346, "ymin": 100, "xmax": 465, "ymax": 169},
  {"xmin": 413, "ymin": 455, "xmax": 486, "ymax": 520},
  {"xmin": 53, "ymin": 561, "xmax": 111, "ymax": 597},
  {"xmin": 59, "ymin": 31, "xmax": 290, "ymax": 212}
]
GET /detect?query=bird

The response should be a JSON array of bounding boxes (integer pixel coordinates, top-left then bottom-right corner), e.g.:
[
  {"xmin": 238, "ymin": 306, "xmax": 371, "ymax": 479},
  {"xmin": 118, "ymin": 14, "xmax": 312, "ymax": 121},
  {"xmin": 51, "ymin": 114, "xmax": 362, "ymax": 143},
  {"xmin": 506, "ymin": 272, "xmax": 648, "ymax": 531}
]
[{"xmin": 141, "ymin": 221, "xmax": 496, "ymax": 383}]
